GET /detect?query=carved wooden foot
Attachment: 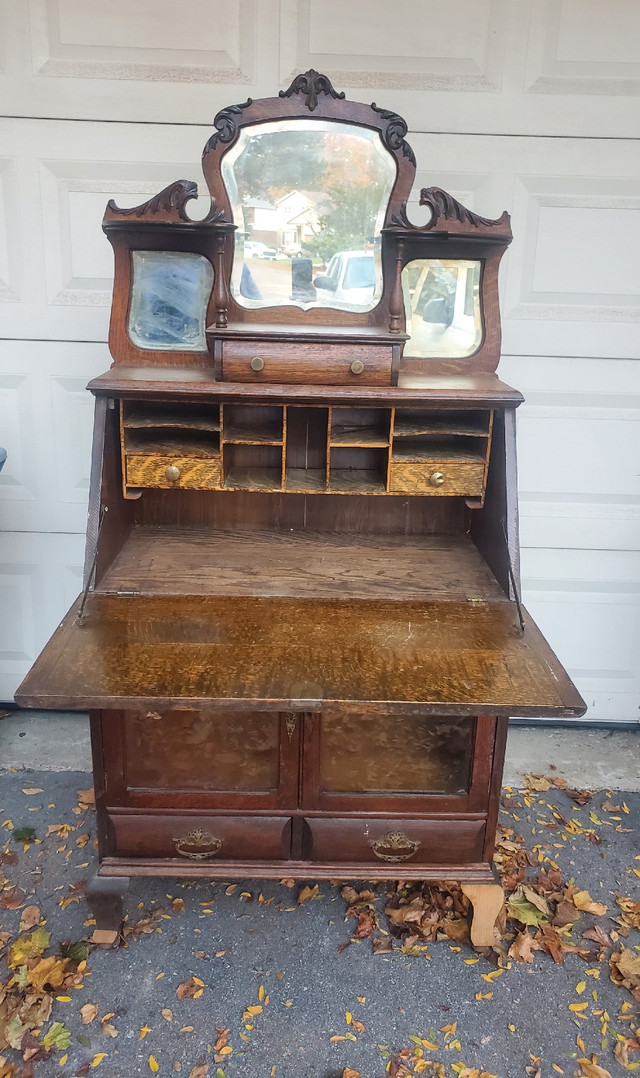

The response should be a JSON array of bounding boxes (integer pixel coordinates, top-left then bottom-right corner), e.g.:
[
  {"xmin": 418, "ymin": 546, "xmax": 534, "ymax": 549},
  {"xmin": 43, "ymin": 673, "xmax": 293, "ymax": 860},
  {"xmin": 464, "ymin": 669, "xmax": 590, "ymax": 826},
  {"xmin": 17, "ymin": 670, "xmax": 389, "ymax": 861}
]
[
  {"xmin": 461, "ymin": 882, "xmax": 504, "ymax": 949},
  {"xmin": 87, "ymin": 875, "xmax": 129, "ymax": 945}
]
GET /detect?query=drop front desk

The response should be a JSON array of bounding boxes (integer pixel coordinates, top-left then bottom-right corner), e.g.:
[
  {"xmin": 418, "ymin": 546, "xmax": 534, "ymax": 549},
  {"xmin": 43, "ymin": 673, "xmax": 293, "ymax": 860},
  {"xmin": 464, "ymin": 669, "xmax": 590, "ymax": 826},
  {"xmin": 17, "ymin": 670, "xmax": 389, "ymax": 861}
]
[{"xmin": 16, "ymin": 71, "xmax": 586, "ymax": 947}]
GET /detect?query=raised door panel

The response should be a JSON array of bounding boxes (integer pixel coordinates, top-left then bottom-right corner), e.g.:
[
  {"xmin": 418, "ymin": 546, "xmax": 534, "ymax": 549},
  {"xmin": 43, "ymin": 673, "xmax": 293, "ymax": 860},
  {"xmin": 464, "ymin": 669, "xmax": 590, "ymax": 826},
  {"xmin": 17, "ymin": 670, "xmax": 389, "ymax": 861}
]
[
  {"xmin": 299, "ymin": 711, "xmax": 497, "ymax": 814},
  {"xmin": 100, "ymin": 709, "xmax": 300, "ymax": 811}
]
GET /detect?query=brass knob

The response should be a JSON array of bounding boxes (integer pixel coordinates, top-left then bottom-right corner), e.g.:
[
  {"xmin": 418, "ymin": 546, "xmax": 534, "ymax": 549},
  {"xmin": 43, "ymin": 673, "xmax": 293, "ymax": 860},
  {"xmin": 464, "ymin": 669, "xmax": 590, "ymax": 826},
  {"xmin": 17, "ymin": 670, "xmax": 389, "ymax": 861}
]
[
  {"xmin": 165, "ymin": 465, "xmax": 181, "ymax": 482},
  {"xmin": 250, "ymin": 356, "xmax": 264, "ymax": 372},
  {"xmin": 429, "ymin": 471, "xmax": 445, "ymax": 487},
  {"xmin": 350, "ymin": 359, "xmax": 365, "ymax": 375}
]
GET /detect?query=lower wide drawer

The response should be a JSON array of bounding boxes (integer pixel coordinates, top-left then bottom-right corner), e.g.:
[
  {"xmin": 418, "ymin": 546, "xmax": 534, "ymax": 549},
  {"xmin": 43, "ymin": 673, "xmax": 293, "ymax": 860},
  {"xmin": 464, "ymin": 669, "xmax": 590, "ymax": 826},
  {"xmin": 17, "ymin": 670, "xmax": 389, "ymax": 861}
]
[
  {"xmin": 109, "ymin": 813, "xmax": 289, "ymax": 861},
  {"xmin": 125, "ymin": 455, "xmax": 222, "ymax": 490},
  {"xmin": 305, "ymin": 817, "xmax": 485, "ymax": 865},
  {"xmin": 222, "ymin": 341, "xmax": 393, "ymax": 385},
  {"xmin": 388, "ymin": 461, "xmax": 485, "ymax": 496}
]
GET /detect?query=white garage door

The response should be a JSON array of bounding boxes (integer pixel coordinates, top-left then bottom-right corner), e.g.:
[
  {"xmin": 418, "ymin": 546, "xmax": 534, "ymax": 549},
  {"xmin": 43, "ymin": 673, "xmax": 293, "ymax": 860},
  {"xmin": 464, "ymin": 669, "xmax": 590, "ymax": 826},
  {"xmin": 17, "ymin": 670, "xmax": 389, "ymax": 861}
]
[{"xmin": 1, "ymin": 1, "xmax": 638, "ymax": 720}]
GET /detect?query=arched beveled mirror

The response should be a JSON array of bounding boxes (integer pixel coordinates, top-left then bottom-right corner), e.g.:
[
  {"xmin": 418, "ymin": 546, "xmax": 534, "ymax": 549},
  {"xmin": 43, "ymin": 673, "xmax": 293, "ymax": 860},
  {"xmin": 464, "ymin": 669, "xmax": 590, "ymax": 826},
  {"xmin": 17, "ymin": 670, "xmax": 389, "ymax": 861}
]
[{"xmin": 222, "ymin": 119, "xmax": 395, "ymax": 313}]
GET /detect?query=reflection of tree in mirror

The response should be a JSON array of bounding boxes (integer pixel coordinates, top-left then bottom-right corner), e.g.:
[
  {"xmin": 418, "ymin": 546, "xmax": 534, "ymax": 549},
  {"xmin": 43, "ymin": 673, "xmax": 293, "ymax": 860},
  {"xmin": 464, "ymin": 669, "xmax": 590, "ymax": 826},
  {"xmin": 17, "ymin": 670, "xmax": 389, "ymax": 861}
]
[
  {"xmin": 234, "ymin": 132, "xmax": 327, "ymax": 202},
  {"xmin": 302, "ymin": 180, "xmax": 386, "ymax": 263}
]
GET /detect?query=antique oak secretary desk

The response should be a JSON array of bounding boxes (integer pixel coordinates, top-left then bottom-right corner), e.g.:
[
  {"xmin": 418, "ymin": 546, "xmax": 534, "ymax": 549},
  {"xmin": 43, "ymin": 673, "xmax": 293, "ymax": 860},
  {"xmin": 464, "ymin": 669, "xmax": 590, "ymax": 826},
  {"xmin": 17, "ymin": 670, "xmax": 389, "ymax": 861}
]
[{"xmin": 16, "ymin": 72, "xmax": 586, "ymax": 947}]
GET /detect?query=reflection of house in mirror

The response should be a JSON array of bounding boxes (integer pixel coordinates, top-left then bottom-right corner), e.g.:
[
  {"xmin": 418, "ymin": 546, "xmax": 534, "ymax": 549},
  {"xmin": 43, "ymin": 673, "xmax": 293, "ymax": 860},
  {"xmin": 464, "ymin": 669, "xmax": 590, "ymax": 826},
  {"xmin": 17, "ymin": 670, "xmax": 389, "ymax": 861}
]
[{"xmin": 243, "ymin": 189, "xmax": 323, "ymax": 254}]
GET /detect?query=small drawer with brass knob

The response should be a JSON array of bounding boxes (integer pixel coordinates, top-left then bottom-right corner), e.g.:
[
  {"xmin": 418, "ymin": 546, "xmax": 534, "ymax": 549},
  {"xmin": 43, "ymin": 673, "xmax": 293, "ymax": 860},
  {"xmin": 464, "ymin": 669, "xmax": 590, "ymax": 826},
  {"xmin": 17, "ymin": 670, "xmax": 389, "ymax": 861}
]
[
  {"xmin": 125, "ymin": 454, "xmax": 222, "ymax": 491},
  {"xmin": 222, "ymin": 341, "xmax": 393, "ymax": 385},
  {"xmin": 388, "ymin": 461, "xmax": 485, "ymax": 497}
]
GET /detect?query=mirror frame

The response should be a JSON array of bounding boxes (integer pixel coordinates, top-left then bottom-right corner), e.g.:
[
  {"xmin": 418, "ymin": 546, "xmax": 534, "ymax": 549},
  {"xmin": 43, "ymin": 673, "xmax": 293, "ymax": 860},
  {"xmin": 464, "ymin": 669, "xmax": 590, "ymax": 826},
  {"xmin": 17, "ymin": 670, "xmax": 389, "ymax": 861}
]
[{"xmin": 103, "ymin": 71, "xmax": 513, "ymax": 375}]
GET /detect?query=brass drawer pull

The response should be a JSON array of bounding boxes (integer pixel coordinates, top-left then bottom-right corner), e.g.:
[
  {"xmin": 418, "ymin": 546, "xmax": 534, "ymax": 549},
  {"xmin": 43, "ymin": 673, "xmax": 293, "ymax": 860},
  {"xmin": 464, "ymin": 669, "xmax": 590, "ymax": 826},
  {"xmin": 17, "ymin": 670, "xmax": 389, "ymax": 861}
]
[
  {"xmin": 173, "ymin": 827, "xmax": 223, "ymax": 860},
  {"xmin": 250, "ymin": 356, "xmax": 265, "ymax": 372},
  {"xmin": 370, "ymin": 830, "xmax": 420, "ymax": 862},
  {"xmin": 350, "ymin": 359, "xmax": 365, "ymax": 375},
  {"xmin": 429, "ymin": 471, "xmax": 445, "ymax": 487},
  {"xmin": 165, "ymin": 464, "xmax": 181, "ymax": 482}
]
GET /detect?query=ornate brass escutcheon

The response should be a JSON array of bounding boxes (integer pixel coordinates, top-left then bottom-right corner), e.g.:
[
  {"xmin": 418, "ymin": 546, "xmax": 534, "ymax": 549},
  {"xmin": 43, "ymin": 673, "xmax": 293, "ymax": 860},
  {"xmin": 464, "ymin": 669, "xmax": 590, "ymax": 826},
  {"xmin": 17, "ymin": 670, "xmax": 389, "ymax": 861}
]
[
  {"xmin": 285, "ymin": 714, "xmax": 297, "ymax": 741},
  {"xmin": 173, "ymin": 827, "xmax": 223, "ymax": 860},
  {"xmin": 370, "ymin": 830, "xmax": 420, "ymax": 862}
]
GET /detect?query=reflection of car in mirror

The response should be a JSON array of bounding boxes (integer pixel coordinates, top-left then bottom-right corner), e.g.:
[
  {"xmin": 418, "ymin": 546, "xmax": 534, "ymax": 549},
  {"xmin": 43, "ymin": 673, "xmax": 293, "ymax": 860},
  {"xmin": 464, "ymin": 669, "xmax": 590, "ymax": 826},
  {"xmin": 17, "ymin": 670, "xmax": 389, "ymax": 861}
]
[
  {"xmin": 244, "ymin": 241, "xmax": 277, "ymax": 260},
  {"xmin": 313, "ymin": 251, "xmax": 376, "ymax": 308}
]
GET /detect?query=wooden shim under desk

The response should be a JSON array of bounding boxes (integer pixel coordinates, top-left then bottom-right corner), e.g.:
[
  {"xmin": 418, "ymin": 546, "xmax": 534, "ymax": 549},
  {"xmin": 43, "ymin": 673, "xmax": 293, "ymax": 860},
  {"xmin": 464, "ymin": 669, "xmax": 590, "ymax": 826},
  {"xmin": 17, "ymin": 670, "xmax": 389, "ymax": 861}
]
[
  {"xmin": 15, "ymin": 593, "xmax": 587, "ymax": 717},
  {"xmin": 99, "ymin": 530, "xmax": 506, "ymax": 602}
]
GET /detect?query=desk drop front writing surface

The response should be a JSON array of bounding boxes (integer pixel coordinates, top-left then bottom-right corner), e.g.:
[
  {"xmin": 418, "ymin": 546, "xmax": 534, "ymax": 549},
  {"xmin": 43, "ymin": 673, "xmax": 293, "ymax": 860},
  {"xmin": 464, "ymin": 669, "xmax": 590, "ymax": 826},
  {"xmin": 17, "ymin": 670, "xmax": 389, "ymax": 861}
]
[{"xmin": 15, "ymin": 71, "xmax": 586, "ymax": 948}]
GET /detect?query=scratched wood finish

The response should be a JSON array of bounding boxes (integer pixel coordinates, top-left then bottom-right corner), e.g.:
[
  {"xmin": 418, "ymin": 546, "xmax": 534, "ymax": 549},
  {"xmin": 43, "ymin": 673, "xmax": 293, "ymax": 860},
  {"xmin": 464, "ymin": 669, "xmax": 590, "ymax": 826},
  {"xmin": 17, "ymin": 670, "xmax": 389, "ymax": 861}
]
[
  {"xmin": 389, "ymin": 461, "xmax": 486, "ymax": 496},
  {"xmin": 125, "ymin": 456, "xmax": 223, "ymax": 490},
  {"xmin": 98, "ymin": 530, "xmax": 505, "ymax": 602},
  {"xmin": 222, "ymin": 340, "xmax": 393, "ymax": 385},
  {"xmin": 15, "ymin": 594, "xmax": 587, "ymax": 717}
]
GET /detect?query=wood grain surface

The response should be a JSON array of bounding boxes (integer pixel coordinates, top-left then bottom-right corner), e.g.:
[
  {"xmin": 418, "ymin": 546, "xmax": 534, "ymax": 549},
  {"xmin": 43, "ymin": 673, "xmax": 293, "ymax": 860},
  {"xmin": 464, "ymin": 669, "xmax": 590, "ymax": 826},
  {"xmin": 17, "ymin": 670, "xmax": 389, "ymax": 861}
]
[
  {"xmin": 15, "ymin": 593, "xmax": 587, "ymax": 716},
  {"xmin": 389, "ymin": 461, "xmax": 485, "ymax": 496},
  {"xmin": 98, "ymin": 530, "xmax": 506, "ymax": 601}
]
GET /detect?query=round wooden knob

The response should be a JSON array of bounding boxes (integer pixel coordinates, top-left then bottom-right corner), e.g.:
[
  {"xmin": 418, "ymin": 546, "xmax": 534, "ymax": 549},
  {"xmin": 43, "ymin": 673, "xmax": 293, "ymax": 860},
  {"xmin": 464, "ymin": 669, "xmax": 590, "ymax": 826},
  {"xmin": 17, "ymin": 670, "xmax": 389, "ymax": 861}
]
[
  {"xmin": 250, "ymin": 356, "xmax": 264, "ymax": 372},
  {"xmin": 429, "ymin": 471, "xmax": 445, "ymax": 487},
  {"xmin": 350, "ymin": 359, "xmax": 365, "ymax": 375},
  {"xmin": 165, "ymin": 465, "xmax": 181, "ymax": 482}
]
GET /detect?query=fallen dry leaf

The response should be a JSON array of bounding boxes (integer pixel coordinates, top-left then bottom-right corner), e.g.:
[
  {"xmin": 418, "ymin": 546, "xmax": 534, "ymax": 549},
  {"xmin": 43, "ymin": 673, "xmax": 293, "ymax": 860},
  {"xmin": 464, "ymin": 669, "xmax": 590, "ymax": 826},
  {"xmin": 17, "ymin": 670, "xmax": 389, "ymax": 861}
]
[
  {"xmin": 80, "ymin": 1003, "xmax": 99, "ymax": 1025},
  {"xmin": 19, "ymin": 906, "xmax": 40, "ymax": 932},
  {"xmin": 176, "ymin": 978, "xmax": 204, "ymax": 1000},
  {"xmin": 297, "ymin": 884, "xmax": 320, "ymax": 905},
  {"xmin": 572, "ymin": 890, "xmax": 608, "ymax": 916}
]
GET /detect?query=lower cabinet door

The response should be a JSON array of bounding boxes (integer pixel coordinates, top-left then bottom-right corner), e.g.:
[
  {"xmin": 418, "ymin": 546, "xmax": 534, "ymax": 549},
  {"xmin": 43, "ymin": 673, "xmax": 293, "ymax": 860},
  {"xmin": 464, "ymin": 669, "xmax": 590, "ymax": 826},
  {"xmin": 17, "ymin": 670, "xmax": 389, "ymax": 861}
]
[
  {"xmin": 108, "ymin": 813, "xmax": 291, "ymax": 862},
  {"xmin": 303, "ymin": 817, "xmax": 486, "ymax": 866}
]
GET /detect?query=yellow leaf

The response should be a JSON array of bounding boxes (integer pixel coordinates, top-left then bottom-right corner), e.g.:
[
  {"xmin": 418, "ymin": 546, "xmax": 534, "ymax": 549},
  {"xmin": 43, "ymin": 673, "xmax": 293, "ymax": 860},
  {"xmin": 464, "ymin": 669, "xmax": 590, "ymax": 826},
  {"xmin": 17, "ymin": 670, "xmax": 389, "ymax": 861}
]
[
  {"xmin": 357, "ymin": 996, "xmax": 366, "ymax": 1004},
  {"xmin": 180, "ymin": 1026, "xmax": 194, "ymax": 1033},
  {"xmin": 155, "ymin": 973, "xmax": 165, "ymax": 980},
  {"xmin": 246, "ymin": 1005, "xmax": 263, "ymax": 1016},
  {"xmin": 149, "ymin": 1056, "xmax": 159, "ymax": 1073},
  {"xmin": 572, "ymin": 890, "xmax": 608, "ymax": 916},
  {"xmin": 239, "ymin": 1032, "xmax": 250, "ymax": 1042},
  {"xmin": 345, "ymin": 1012, "xmax": 353, "ymax": 1025},
  {"xmin": 475, "ymin": 992, "xmax": 493, "ymax": 1000},
  {"xmin": 569, "ymin": 1002, "xmax": 589, "ymax": 1012},
  {"xmin": 59, "ymin": 1056, "xmax": 68, "ymax": 1067},
  {"xmin": 421, "ymin": 1040, "xmax": 440, "ymax": 1051},
  {"xmin": 552, "ymin": 1067, "xmax": 564, "ymax": 1074},
  {"xmin": 330, "ymin": 1035, "xmax": 346, "ymax": 1042},
  {"xmin": 139, "ymin": 1025, "xmax": 152, "ymax": 1041},
  {"xmin": 56, "ymin": 995, "xmax": 72, "ymax": 1002},
  {"xmin": 464, "ymin": 957, "xmax": 480, "ymax": 964},
  {"xmin": 576, "ymin": 981, "xmax": 587, "ymax": 995},
  {"xmin": 90, "ymin": 1056, "xmax": 107, "ymax": 1069},
  {"xmin": 271, "ymin": 1068, "xmax": 277, "ymax": 1077},
  {"xmin": 481, "ymin": 969, "xmax": 504, "ymax": 983},
  {"xmin": 258, "ymin": 985, "xmax": 265, "ymax": 1002},
  {"xmin": 508, "ymin": 1024, "xmax": 516, "ymax": 1032},
  {"xmin": 192, "ymin": 977, "xmax": 204, "ymax": 986}
]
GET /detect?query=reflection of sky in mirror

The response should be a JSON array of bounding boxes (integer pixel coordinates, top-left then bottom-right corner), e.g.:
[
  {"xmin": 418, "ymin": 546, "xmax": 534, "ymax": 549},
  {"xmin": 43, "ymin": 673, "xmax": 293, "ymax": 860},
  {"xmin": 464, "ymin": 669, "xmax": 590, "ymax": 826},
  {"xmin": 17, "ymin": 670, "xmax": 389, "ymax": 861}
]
[
  {"xmin": 222, "ymin": 119, "xmax": 395, "ymax": 312},
  {"xmin": 402, "ymin": 259, "xmax": 483, "ymax": 359},
  {"xmin": 128, "ymin": 251, "xmax": 213, "ymax": 351}
]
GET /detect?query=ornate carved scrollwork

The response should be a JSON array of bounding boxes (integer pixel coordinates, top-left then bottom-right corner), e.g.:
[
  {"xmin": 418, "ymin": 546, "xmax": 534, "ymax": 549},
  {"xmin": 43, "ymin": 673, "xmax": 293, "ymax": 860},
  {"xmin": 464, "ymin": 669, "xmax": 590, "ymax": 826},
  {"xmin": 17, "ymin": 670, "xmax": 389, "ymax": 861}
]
[
  {"xmin": 172, "ymin": 827, "xmax": 223, "ymax": 861},
  {"xmin": 105, "ymin": 180, "xmax": 227, "ymax": 224},
  {"xmin": 279, "ymin": 69, "xmax": 345, "ymax": 112},
  {"xmin": 419, "ymin": 187, "xmax": 507, "ymax": 230},
  {"xmin": 205, "ymin": 98, "xmax": 253, "ymax": 153},
  {"xmin": 370, "ymin": 104, "xmax": 416, "ymax": 167},
  {"xmin": 369, "ymin": 830, "xmax": 420, "ymax": 863}
]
